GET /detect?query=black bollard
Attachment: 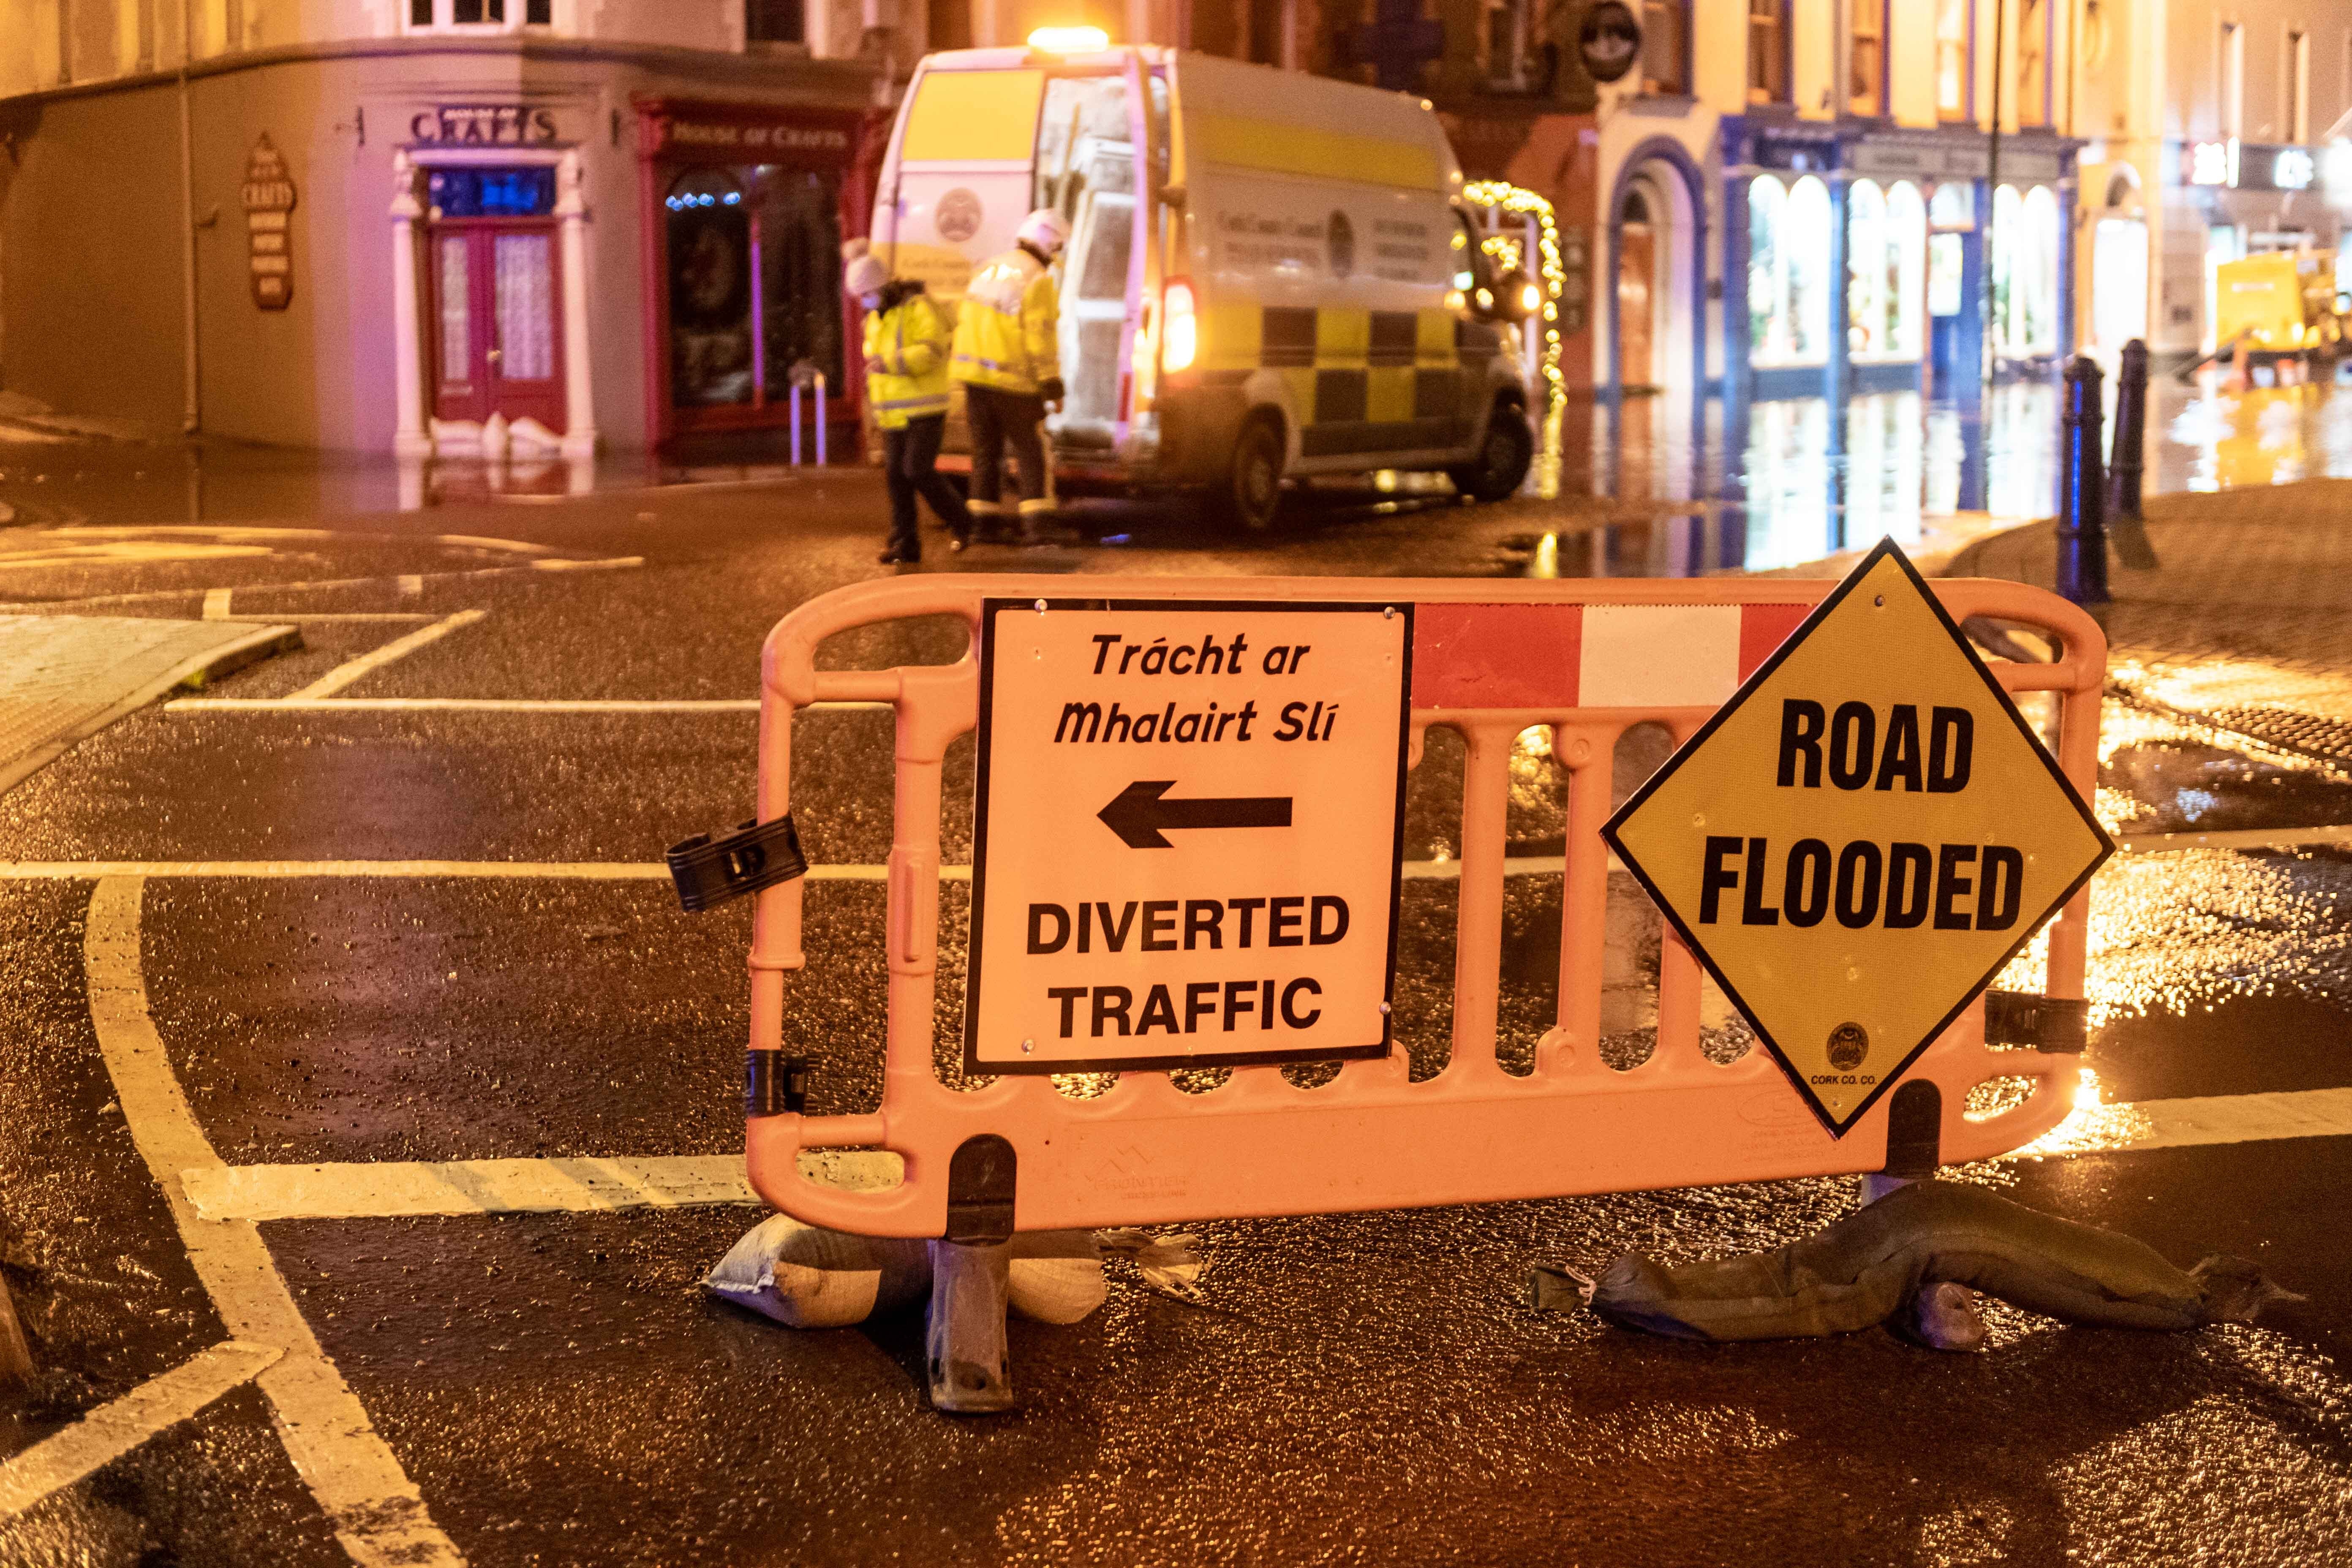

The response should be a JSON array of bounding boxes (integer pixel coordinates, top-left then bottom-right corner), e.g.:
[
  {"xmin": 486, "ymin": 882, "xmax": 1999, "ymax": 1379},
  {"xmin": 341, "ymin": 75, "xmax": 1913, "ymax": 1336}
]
[
  {"xmin": 2107, "ymin": 338, "xmax": 2148, "ymax": 520},
  {"xmin": 2055, "ymin": 354, "xmax": 2110, "ymax": 606}
]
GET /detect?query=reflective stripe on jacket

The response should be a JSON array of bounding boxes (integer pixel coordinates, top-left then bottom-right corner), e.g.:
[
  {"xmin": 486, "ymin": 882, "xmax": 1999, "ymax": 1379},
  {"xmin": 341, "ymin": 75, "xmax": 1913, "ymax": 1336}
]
[
  {"xmin": 862, "ymin": 291, "xmax": 952, "ymax": 430},
  {"xmin": 949, "ymin": 246, "xmax": 1059, "ymax": 395}
]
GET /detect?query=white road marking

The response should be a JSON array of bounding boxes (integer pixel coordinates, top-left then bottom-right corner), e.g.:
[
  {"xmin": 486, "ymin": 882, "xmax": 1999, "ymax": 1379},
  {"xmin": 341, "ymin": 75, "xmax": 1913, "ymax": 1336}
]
[
  {"xmin": 0, "ymin": 860, "xmax": 673, "ymax": 881},
  {"xmin": 2020, "ymin": 1084, "xmax": 2352, "ymax": 1159},
  {"xmin": 0, "ymin": 556, "xmax": 642, "ymax": 613},
  {"xmin": 168, "ymin": 697, "xmax": 769, "ymax": 714},
  {"xmin": 183, "ymin": 1151, "xmax": 902, "ymax": 1222},
  {"xmin": 83, "ymin": 878, "xmax": 464, "ymax": 1567},
  {"xmin": 0, "ymin": 830, "xmax": 2314, "ymax": 884},
  {"xmin": 166, "ymin": 699, "xmax": 893, "ymax": 713},
  {"xmin": 169, "ymin": 1080, "xmax": 2352, "ymax": 1226},
  {"xmin": 0, "ymin": 1340, "xmax": 284, "ymax": 1520},
  {"xmin": 292, "ymin": 609, "xmax": 487, "ymax": 700},
  {"xmin": 201, "ymin": 588, "xmax": 232, "ymax": 620},
  {"xmin": 2113, "ymin": 824, "xmax": 2352, "ymax": 854}
]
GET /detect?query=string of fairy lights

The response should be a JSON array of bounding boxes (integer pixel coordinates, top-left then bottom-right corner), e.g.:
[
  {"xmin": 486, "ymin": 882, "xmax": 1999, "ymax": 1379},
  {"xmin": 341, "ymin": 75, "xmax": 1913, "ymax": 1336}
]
[
  {"xmin": 1462, "ymin": 178, "xmax": 1568, "ymax": 408},
  {"xmin": 1462, "ymin": 179, "xmax": 1569, "ymax": 498}
]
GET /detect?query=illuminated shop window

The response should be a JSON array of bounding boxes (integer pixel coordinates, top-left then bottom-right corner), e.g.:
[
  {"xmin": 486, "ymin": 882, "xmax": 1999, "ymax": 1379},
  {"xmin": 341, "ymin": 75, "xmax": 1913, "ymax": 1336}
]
[
  {"xmin": 1847, "ymin": 179, "xmax": 1926, "ymax": 362},
  {"xmin": 1992, "ymin": 184, "xmax": 2061, "ymax": 357},
  {"xmin": 1749, "ymin": 174, "xmax": 1831, "ymax": 367}
]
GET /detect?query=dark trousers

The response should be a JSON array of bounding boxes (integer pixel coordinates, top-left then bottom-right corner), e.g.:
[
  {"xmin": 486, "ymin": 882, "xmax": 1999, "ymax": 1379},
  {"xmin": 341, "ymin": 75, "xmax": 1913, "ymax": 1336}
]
[
  {"xmin": 882, "ymin": 414, "xmax": 969, "ymax": 558},
  {"xmin": 963, "ymin": 384, "xmax": 1050, "ymax": 525}
]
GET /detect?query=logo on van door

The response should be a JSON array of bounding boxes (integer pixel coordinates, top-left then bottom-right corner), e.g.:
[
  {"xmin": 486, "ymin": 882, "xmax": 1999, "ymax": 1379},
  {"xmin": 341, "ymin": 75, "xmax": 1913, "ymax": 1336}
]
[
  {"xmin": 935, "ymin": 189, "xmax": 983, "ymax": 243},
  {"xmin": 1327, "ymin": 211, "xmax": 1355, "ymax": 280}
]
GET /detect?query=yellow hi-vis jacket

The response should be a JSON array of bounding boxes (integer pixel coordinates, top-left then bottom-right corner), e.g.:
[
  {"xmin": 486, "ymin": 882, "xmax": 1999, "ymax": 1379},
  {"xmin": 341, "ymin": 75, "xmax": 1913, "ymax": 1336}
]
[
  {"xmin": 862, "ymin": 288, "xmax": 953, "ymax": 429},
  {"xmin": 950, "ymin": 245, "xmax": 1060, "ymax": 396}
]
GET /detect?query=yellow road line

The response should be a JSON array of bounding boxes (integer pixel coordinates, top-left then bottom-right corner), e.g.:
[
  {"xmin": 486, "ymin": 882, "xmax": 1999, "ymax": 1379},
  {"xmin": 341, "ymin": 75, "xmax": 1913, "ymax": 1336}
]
[
  {"xmin": 291, "ymin": 609, "xmax": 487, "ymax": 700},
  {"xmin": 0, "ymin": 1342, "xmax": 282, "ymax": 1521},
  {"xmin": 84, "ymin": 878, "xmax": 465, "ymax": 1566}
]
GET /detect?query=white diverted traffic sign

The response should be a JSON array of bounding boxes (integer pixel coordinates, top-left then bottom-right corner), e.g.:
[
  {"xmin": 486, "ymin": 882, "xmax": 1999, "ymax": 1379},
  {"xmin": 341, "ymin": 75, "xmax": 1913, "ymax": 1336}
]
[
  {"xmin": 1603, "ymin": 541, "xmax": 2114, "ymax": 1135},
  {"xmin": 968, "ymin": 599, "xmax": 1411, "ymax": 1074}
]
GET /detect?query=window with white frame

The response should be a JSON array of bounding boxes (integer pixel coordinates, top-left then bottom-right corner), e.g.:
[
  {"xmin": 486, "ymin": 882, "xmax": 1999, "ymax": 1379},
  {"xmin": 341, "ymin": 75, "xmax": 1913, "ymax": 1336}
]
[
  {"xmin": 1749, "ymin": 174, "xmax": 1831, "ymax": 366},
  {"xmin": 2222, "ymin": 23, "xmax": 2245, "ymax": 140},
  {"xmin": 1847, "ymin": 179, "xmax": 1926, "ymax": 361},
  {"xmin": 2018, "ymin": 0, "xmax": 2047, "ymax": 126},
  {"xmin": 1485, "ymin": 0, "xmax": 1530, "ymax": 87},
  {"xmin": 1991, "ymin": 184, "xmax": 2061, "ymax": 357},
  {"xmin": 1936, "ymin": 0, "xmax": 1970, "ymax": 120},
  {"xmin": 1851, "ymin": 0, "xmax": 1885, "ymax": 117},
  {"xmin": 747, "ymin": 0, "xmax": 805, "ymax": 46},
  {"xmin": 1642, "ymin": 0, "xmax": 1689, "ymax": 95},
  {"xmin": 2289, "ymin": 30, "xmax": 2311, "ymax": 143},
  {"xmin": 408, "ymin": 0, "xmax": 552, "ymax": 27},
  {"xmin": 1748, "ymin": 0, "xmax": 1789, "ymax": 104}
]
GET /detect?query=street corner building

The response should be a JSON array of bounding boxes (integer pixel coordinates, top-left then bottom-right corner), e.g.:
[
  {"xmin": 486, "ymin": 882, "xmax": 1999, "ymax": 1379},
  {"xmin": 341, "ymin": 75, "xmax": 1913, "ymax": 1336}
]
[{"xmin": 0, "ymin": 1, "xmax": 900, "ymax": 456}]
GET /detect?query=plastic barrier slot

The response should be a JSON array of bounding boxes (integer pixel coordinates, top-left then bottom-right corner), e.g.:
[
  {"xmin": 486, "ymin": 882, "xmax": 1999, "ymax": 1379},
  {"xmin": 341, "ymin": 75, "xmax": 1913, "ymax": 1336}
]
[{"xmin": 739, "ymin": 577, "xmax": 2105, "ymax": 1238}]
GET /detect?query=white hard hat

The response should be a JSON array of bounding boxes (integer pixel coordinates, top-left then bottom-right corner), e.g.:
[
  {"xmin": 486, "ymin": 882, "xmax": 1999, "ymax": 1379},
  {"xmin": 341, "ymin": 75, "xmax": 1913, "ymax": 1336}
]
[
  {"xmin": 843, "ymin": 253, "xmax": 889, "ymax": 296},
  {"xmin": 1017, "ymin": 207, "xmax": 1071, "ymax": 256}
]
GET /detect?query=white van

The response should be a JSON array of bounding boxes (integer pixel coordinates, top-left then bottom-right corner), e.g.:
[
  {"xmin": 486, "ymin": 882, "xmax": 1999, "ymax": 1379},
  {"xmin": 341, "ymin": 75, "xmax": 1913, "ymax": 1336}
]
[{"xmin": 869, "ymin": 38, "xmax": 1536, "ymax": 530}]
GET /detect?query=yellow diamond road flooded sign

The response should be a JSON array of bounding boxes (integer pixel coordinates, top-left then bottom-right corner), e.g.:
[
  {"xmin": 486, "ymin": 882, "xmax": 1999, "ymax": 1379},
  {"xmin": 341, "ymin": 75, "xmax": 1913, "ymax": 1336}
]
[{"xmin": 1602, "ymin": 540, "xmax": 2114, "ymax": 1135}]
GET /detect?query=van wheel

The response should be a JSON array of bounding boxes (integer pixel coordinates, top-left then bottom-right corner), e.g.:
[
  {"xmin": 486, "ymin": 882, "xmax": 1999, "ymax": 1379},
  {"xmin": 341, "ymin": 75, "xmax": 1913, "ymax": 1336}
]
[
  {"xmin": 1447, "ymin": 410, "xmax": 1534, "ymax": 503},
  {"xmin": 1224, "ymin": 418, "xmax": 1287, "ymax": 532}
]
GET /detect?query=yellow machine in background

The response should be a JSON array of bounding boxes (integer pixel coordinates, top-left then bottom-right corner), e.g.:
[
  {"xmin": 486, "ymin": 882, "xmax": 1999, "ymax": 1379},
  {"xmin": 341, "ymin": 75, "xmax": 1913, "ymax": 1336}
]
[{"xmin": 2214, "ymin": 249, "xmax": 2349, "ymax": 357}]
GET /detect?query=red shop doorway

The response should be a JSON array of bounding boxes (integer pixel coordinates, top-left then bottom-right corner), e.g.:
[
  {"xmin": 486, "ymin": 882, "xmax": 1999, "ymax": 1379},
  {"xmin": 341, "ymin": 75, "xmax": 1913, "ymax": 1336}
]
[
  {"xmin": 637, "ymin": 99, "xmax": 872, "ymax": 450},
  {"xmin": 427, "ymin": 165, "xmax": 567, "ymax": 432}
]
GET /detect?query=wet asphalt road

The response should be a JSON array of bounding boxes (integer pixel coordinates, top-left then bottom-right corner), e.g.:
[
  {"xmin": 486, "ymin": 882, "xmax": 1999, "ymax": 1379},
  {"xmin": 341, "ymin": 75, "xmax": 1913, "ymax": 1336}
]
[{"xmin": 2, "ymin": 467, "xmax": 2352, "ymax": 1565}]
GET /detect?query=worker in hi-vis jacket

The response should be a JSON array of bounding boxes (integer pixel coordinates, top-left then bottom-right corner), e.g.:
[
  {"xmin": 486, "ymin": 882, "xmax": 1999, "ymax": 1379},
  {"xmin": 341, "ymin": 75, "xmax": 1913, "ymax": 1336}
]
[
  {"xmin": 847, "ymin": 245, "xmax": 971, "ymax": 564},
  {"xmin": 949, "ymin": 207, "xmax": 1068, "ymax": 544}
]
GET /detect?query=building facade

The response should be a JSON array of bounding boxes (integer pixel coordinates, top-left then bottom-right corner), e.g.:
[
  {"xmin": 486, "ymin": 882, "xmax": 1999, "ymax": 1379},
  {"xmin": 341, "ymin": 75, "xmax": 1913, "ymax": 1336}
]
[
  {"xmin": 0, "ymin": 1, "xmax": 917, "ymax": 453},
  {"xmin": 2075, "ymin": 0, "xmax": 2352, "ymax": 365}
]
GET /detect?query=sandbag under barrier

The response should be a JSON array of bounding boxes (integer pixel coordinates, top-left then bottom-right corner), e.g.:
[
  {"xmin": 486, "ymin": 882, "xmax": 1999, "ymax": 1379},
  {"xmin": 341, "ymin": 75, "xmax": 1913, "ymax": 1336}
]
[{"xmin": 1530, "ymin": 1181, "xmax": 2295, "ymax": 1344}]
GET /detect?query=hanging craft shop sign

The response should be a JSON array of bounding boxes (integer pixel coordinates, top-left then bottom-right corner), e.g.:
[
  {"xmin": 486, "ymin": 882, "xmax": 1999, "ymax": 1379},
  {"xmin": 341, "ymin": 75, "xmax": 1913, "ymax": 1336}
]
[{"xmin": 241, "ymin": 134, "xmax": 296, "ymax": 311}]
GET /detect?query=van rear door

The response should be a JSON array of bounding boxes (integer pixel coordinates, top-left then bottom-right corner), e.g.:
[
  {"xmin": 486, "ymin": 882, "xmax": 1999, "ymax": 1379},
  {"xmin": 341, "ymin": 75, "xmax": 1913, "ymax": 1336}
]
[{"xmin": 876, "ymin": 58, "xmax": 1048, "ymax": 304}]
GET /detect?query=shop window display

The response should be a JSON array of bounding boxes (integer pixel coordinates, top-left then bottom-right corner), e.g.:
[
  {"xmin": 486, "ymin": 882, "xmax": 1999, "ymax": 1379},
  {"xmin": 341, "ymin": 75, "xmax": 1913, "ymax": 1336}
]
[
  {"xmin": 1749, "ymin": 174, "xmax": 1830, "ymax": 366},
  {"xmin": 1846, "ymin": 179, "xmax": 1926, "ymax": 362},
  {"xmin": 1991, "ymin": 183, "xmax": 2061, "ymax": 358},
  {"xmin": 663, "ymin": 163, "xmax": 844, "ymax": 414}
]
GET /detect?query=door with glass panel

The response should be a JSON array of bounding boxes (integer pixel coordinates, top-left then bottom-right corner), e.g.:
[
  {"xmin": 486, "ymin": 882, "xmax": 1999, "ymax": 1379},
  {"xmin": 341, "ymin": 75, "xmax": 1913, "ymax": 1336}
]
[{"xmin": 428, "ymin": 219, "xmax": 565, "ymax": 431}]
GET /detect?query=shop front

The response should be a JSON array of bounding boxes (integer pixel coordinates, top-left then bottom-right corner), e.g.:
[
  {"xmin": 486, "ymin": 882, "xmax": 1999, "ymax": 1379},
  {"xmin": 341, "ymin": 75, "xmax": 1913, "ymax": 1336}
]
[
  {"xmin": 1724, "ymin": 122, "xmax": 2075, "ymax": 406},
  {"xmin": 636, "ymin": 99, "xmax": 874, "ymax": 450}
]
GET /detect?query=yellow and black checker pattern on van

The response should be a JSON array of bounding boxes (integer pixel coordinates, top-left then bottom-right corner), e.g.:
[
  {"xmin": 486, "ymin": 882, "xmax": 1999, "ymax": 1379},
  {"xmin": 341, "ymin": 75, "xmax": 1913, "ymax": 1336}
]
[{"xmin": 1203, "ymin": 306, "xmax": 1474, "ymax": 457}]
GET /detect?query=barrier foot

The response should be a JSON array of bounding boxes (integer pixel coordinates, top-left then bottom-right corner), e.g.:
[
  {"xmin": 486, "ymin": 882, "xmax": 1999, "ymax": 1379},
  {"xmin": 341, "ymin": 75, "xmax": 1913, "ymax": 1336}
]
[{"xmin": 926, "ymin": 1239, "xmax": 1014, "ymax": 1414}]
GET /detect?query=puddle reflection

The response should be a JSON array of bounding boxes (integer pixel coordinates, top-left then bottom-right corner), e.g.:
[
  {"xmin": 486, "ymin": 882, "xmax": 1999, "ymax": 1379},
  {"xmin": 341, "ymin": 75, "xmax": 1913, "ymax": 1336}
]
[{"xmin": 1557, "ymin": 364, "xmax": 2352, "ymax": 575}]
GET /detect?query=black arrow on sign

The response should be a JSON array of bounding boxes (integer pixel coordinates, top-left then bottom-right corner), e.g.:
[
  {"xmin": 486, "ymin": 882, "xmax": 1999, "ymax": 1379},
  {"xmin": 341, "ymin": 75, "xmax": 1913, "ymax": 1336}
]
[{"xmin": 1097, "ymin": 780, "xmax": 1293, "ymax": 849}]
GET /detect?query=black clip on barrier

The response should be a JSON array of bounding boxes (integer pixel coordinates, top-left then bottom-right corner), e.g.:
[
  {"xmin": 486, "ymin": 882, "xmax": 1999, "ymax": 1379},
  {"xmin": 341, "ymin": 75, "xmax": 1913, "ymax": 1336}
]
[
  {"xmin": 667, "ymin": 814, "xmax": 807, "ymax": 912},
  {"xmin": 747, "ymin": 1051, "xmax": 813, "ymax": 1118},
  {"xmin": 1983, "ymin": 990, "xmax": 2088, "ymax": 1053}
]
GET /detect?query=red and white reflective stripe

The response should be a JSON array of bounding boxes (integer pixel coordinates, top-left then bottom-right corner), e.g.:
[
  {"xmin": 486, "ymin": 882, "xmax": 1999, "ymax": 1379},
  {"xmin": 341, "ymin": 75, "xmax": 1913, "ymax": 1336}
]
[{"xmin": 1410, "ymin": 603, "xmax": 1813, "ymax": 711}]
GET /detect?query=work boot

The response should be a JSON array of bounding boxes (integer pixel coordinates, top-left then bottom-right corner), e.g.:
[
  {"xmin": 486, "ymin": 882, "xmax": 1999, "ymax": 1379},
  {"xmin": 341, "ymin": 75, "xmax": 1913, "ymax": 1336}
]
[{"xmin": 877, "ymin": 547, "xmax": 919, "ymax": 566}]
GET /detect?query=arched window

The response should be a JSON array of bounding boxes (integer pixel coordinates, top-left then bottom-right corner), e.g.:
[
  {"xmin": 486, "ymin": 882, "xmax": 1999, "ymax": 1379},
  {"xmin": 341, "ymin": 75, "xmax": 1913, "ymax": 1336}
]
[
  {"xmin": 1992, "ymin": 183, "xmax": 2023, "ymax": 356},
  {"xmin": 1750, "ymin": 174, "xmax": 1830, "ymax": 368},
  {"xmin": 1993, "ymin": 184, "xmax": 2062, "ymax": 356},
  {"xmin": 1748, "ymin": 176, "xmax": 1787, "ymax": 359},
  {"xmin": 1847, "ymin": 179, "xmax": 1888, "ymax": 357},
  {"xmin": 1784, "ymin": 176, "xmax": 1831, "ymax": 363},
  {"xmin": 1886, "ymin": 181, "xmax": 1927, "ymax": 359},
  {"xmin": 2022, "ymin": 185, "xmax": 2061, "ymax": 353}
]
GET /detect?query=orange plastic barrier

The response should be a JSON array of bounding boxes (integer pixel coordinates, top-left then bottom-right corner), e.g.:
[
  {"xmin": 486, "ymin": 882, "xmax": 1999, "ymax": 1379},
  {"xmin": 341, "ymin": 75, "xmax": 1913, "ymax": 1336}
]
[{"xmin": 740, "ymin": 575, "xmax": 2104, "ymax": 1237}]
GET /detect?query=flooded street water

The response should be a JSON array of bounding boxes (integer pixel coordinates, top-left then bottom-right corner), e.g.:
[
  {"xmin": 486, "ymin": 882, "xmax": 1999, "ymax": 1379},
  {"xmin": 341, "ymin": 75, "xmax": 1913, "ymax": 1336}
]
[{"xmin": 10, "ymin": 368, "xmax": 2352, "ymax": 580}]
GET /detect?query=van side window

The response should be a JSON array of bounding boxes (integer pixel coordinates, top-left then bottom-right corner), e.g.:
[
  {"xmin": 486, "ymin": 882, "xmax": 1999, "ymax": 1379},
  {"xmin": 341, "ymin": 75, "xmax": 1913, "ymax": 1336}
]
[{"xmin": 1452, "ymin": 213, "xmax": 1494, "ymax": 297}]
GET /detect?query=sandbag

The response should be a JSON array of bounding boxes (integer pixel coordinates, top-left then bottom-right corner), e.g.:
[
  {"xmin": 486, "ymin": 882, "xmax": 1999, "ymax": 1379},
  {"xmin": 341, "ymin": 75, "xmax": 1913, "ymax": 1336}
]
[
  {"xmin": 704, "ymin": 1218, "xmax": 1107, "ymax": 1328},
  {"xmin": 1532, "ymin": 1181, "xmax": 2294, "ymax": 1344}
]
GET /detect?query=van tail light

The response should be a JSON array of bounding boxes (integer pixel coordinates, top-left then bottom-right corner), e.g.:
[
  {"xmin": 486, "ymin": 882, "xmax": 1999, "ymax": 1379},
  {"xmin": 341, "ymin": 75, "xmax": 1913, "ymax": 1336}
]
[{"xmin": 1162, "ymin": 278, "xmax": 1198, "ymax": 373}]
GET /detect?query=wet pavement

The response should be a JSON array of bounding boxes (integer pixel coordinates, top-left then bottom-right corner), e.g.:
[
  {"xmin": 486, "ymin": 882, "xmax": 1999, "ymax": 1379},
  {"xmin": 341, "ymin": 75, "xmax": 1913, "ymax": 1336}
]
[{"xmin": 1, "ymin": 414, "xmax": 2351, "ymax": 1564}]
